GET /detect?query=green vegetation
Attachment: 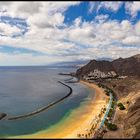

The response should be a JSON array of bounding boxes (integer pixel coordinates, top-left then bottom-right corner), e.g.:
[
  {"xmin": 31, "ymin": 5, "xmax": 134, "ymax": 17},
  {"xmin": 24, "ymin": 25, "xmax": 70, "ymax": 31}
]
[
  {"xmin": 117, "ymin": 102, "xmax": 126, "ymax": 110},
  {"xmin": 97, "ymin": 83, "xmax": 105, "ymax": 88},
  {"xmin": 111, "ymin": 100, "xmax": 116, "ymax": 108},
  {"xmin": 104, "ymin": 119, "xmax": 118, "ymax": 131},
  {"xmin": 104, "ymin": 119, "xmax": 109, "ymax": 126},
  {"xmin": 104, "ymin": 87, "xmax": 114, "ymax": 96},
  {"xmin": 107, "ymin": 123, "xmax": 118, "ymax": 131},
  {"xmin": 108, "ymin": 108, "xmax": 113, "ymax": 118},
  {"xmin": 97, "ymin": 83, "xmax": 118, "ymax": 132},
  {"xmin": 97, "ymin": 83, "xmax": 102, "ymax": 88},
  {"xmin": 107, "ymin": 99, "xmax": 116, "ymax": 118},
  {"xmin": 104, "ymin": 89, "xmax": 110, "ymax": 96},
  {"xmin": 106, "ymin": 92, "xmax": 110, "ymax": 96}
]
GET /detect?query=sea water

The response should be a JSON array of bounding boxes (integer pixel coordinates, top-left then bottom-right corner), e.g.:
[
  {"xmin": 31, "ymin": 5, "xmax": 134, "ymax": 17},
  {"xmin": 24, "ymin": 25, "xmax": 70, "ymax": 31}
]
[{"xmin": 0, "ymin": 66, "xmax": 94, "ymax": 137}]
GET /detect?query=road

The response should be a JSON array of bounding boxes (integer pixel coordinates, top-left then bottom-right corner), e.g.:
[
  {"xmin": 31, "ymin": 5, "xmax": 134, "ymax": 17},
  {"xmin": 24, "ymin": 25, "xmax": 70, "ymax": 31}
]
[{"xmin": 99, "ymin": 92, "xmax": 113, "ymax": 128}]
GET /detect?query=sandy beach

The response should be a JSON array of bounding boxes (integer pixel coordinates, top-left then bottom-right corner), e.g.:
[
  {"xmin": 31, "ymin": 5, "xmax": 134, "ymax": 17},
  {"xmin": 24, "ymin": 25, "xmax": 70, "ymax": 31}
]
[
  {"xmin": 64, "ymin": 80, "xmax": 109, "ymax": 138},
  {"xmin": 11, "ymin": 80, "xmax": 109, "ymax": 139}
]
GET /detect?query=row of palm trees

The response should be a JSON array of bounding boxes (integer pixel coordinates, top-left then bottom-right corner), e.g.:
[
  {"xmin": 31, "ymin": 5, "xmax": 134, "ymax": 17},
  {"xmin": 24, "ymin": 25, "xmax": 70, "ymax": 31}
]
[{"xmin": 77, "ymin": 106, "xmax": 107, "ymax": 139}]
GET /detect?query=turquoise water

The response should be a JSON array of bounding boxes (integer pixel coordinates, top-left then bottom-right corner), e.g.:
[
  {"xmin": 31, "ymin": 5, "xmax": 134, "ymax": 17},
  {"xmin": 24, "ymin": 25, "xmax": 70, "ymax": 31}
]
[{"xmin": 0, "ymin": 66, "xmax": 93, "ymax": 137}]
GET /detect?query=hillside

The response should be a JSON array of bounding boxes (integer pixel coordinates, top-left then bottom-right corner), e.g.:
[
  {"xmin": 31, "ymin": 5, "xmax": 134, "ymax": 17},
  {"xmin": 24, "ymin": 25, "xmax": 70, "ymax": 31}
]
[
  {"xmin": 76, "ymin": 54, "xmax": 140, "ymax": 139},
  {"xmin": 112, "ymin": 54, "xmax": 140, "ymax": 76},
  {"xmin": 102, "ymin": 76, "xmax": 140, "ymax": 139},
  {"xmin": 76, "ymin": 54, "xmax": 140, "ymax": 78}
]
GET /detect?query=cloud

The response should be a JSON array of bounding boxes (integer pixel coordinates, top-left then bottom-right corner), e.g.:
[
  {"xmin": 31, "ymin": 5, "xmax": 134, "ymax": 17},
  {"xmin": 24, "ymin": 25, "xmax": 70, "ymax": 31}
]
[
  {"xmin": 0, "ymin": 2, "xmax": 80, "ymax": 29},
  {"xmin": 0, "ymin": 22, "xmax": 22, "ymax": 36},
  {"xmin": 73, "ymin": 16, "xmax": 82, "ymax": 27},
  {"xmin": 1, "ymin": 17, "xmax": 139, "ymax": 63},
  {"xmin": 64, "ymin": 19, "xmax": 140, "ymax": 59},
  {"xmin": 99, "ymin": 2, "xmax": 123, "ymax": 12},
  {"xmin": 0, "ymin": 2, "xmax": 139, "ymax": 65},
  {"xmin": 89, "ymin": 1, "xmax": 123, "ymax": 14},
  {"xmin": 0, "ymin": 52, "xmax": 59, "ymax": 66},
  {"xmin": 0, "ymin": 2, "xmax": 80, "ymax": 18},
  {"xmin": 94, "ymin": 14, "xmax": 109, "ymax": 23},
  {"xmin": 88, "ymin": 2, "xmax": 100, "ymax": 14},
  {"xmin": 125, "ymin": 2, "xmax": 140, "ymax": 17},
  {"xmin": 27, "ymin": 12, "xmax": 65, "ymax": 29},
  {"xmin": 135, "ymin": 21, "xmax": 140, "ymax": 35},
  {"xmin": 122, "ymin": 36, "xmax": 140, "ymax": 45}
]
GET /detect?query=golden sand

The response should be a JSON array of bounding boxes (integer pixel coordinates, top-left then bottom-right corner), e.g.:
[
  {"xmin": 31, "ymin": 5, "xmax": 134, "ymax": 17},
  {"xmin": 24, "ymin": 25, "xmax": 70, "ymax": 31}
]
[{"xmin": 11, "ymin": 80, "xmax": 108, "ymax": 139}]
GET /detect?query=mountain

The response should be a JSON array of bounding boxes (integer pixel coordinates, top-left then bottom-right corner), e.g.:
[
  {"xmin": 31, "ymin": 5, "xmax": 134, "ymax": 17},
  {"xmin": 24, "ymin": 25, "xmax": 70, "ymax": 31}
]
[
  {"xmin": 76, "ymin": 54, "xmax": 140, "ymax": 78},
  {"xmin": 47, "ymin": 60, "xmax": 89, "ymax": 68},
  {"xmin": 76, "ymin": 54, "xmax": 140, "ymax": 138},
  {"xmin": 112, "ymin": 54, "xmax": 140, "ymax": 76}
]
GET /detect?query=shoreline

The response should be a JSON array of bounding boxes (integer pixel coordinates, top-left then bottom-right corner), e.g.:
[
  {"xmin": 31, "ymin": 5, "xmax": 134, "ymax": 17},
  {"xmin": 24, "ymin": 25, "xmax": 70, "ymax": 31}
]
[
  {"xmin": 9, "ymin": 80, "xmax": 109, "ymax": 139},
  {"xmin": 64, "ymin": 80, "xmax": 109, "ymax": 138}
]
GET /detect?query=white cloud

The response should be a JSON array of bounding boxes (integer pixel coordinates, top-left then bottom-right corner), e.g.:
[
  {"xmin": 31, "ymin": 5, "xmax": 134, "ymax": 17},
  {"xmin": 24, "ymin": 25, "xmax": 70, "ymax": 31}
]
[
  {"xmin": 88, "ymin": 2, "xmax": 99, "ymax": 14},
  {"xmin": 0, "ymin": 52, "xmax": 73, "ymax": 66},
  {"xmin": 0, "ymin": 2, "xmax": 80, "ymax": 30},
  {"xmin": 99, "ymin": 2, "xmax": 123, "ymax": 12},
  {"xmin": 27, "ymin": 12, "xmax": 64, "ymax": 29},
  {"xmin": 68, "ymin": 23, "xmax": 96, "ymax": 42},
  {"xmin": 95, "ymin": 14, "xmax": 109, "ymax": 23},
  {"xmin": 0, "ymin": 1, "xmax": 139, "ymax": 65},
  {"xmin": 0, "ymin": 22, "xmax": 22, "ymax": 36},
  {"xmin": 0, "ymin": 2, "xmax": 80, "ymax": 18},
  {"xmin": 122, "ymin": 36, "xmax": 140, "ymax": 45},
  {"xmin": 88, "ymin": 1, "xmax": 123, "ymax": 14},
  {"xmin": 125, "ymin": 2, "xmax": 140, "ymax": 17},
  {"xmin": 135, "ymin": 21, "xmax": 140, "ymax": 35},
  {"xmin": 64, "ymin": 19, "xmax": 140, "ymax": 59},
  {"xmin": 74, "ymin": 17, "xmax": 82, "ymax": 27}
]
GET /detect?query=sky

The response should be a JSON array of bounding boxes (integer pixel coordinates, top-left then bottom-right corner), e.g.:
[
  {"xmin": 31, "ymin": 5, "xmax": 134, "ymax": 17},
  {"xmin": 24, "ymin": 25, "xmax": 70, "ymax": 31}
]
[{"xmin": 0, "ymin": 1, "xmax": 140, "ymax": 66}]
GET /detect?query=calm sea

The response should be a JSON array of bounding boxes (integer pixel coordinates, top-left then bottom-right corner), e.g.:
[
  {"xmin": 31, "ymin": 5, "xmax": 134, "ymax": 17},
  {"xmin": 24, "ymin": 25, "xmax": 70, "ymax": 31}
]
[{"xmin": 0, "ymin": 66, "xmax": 93, "ymax": 137}]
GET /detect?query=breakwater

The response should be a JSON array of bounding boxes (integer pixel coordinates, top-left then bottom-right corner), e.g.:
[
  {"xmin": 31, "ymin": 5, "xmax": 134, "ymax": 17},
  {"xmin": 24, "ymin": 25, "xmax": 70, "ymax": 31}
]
[
  {"xmin": 64, "ymin": 77, "xmax": 73, "ymax": 82},
  {"xmin": 65, "ymin": 77, "xmax": 80, "ymax": 83},
  {"xmin": 7, "ymin": 81, "xmax": 72, "ymax": 121}
]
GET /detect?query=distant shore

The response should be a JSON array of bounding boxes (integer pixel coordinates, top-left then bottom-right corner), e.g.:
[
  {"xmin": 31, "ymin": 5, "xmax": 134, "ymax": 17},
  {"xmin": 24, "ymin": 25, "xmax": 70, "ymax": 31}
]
[{"xmin": 10, "ymin": 80, "xmax": 109, "ymax": 139}]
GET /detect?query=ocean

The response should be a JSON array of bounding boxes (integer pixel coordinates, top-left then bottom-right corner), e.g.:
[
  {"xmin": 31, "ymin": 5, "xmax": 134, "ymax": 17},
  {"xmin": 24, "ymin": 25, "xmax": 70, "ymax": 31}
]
[{"xmin": 0, "ymin": 66, "xmax": 94, "ymax": 138}]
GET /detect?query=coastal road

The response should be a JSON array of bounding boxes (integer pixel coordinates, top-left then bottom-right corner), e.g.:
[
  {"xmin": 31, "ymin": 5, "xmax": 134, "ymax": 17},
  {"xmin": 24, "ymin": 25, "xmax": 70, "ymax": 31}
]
[{"xmin": 99, "ymin": 92, "xmax": 113, "ymax": 128}]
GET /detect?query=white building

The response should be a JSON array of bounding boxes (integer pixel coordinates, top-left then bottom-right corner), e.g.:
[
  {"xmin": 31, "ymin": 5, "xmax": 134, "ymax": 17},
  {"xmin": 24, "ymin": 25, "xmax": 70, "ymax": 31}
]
[{"xmin": 83, "ymin": 69, "xmax": 117, "ymax": 80}]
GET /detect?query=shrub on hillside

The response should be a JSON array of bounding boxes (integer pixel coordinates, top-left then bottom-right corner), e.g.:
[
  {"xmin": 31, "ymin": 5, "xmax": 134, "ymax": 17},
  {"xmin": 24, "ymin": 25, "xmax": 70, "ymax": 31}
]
[
  {"xmin": 117, "ymin": 102, "xmax": 126, "ymax": 110},
  {"xmin": 107, "ymin": 108, "xmax": 113, "ymax": 117},
  {"xmin": 107, "ymin": 123, "xmax": 118, "ymax": 131}
]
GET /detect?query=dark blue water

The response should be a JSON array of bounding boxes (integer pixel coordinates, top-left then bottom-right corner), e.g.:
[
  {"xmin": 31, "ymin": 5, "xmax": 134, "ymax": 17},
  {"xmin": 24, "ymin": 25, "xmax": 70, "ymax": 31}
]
[{"xmin": 0, "ymin": 66, "xmax": 93, "ymax": 137}]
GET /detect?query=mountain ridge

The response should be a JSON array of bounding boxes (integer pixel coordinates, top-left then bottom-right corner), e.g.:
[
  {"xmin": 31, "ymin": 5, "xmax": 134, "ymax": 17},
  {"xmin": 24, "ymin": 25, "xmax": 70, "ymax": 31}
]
[{"xmin": 76, "ymin": 54, "xmax": 140, "ymax": 78}]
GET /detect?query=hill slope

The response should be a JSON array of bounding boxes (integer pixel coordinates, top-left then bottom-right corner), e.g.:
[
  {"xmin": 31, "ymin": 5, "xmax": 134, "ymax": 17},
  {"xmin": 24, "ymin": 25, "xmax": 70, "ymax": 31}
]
[{"xmin": 76, "ymin": 54, "xmax": 140, "ymax": 78}]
